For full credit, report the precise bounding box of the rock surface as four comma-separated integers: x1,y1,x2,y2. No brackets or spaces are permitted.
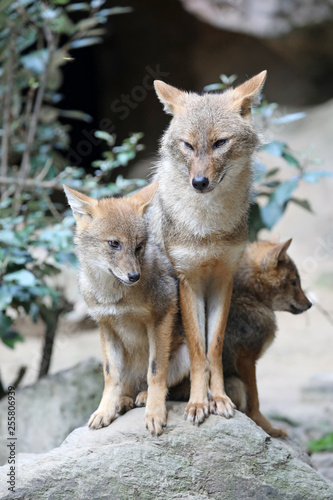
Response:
180,0,333,38
1,403,333,500
312,452,333,483
0,358,103,465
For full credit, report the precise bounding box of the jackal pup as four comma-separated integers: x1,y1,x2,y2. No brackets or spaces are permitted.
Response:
148,71,267,424
223,239,312,437
64,182,189,436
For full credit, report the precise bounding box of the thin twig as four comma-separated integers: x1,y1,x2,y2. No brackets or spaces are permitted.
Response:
15,20,57,203
24,85,36,142
311,297,333,330
43,192,62,221
12,366,27,388
0,176,92,192
1,29,15,196
36,157,53,181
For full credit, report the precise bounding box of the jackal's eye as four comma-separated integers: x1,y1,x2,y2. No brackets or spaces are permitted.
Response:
184,141,194,151
213,139,228,149
290,278,297,286
108,240,121,250
136,242,143,253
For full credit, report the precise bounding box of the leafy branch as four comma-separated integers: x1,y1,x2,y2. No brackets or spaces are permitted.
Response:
204,74,333,240
0,0,142,389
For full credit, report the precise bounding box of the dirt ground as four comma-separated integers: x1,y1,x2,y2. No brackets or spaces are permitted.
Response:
1,101,333,461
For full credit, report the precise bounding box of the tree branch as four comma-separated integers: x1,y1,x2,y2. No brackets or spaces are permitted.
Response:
0,176,91,192
15,21,57,201
1,29,15,196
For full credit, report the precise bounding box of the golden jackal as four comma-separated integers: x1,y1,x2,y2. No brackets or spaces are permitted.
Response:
223,238,312,437
64,182,189,435
148,71,267,424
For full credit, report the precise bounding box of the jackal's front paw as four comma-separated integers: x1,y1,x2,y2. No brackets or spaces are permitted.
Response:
209,394,235,419
184,401,209,426
135,391,148,407
88,408,117,430
116,396,134,415
145,407,167,436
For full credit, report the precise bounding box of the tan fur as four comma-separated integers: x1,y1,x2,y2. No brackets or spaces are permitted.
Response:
223,239,312,437
64,182,190,436
148,72,267,424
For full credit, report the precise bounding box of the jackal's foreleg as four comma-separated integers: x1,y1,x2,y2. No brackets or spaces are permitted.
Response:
180,278,210,425
145,306,175,436
207,269,235,418
88,323,131,429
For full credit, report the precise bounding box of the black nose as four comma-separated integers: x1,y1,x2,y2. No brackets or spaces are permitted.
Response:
192,176,209,191
307,300,312,310
128,272,140,283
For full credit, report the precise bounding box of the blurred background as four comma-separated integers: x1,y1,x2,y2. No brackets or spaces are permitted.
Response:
0,0,332,476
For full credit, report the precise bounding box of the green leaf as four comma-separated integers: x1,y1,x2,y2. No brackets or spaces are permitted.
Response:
302,171,333,183
248,202,266,241
75,17,100,31
91,0,106,8
58,109,93,122
7,249,33,266
99,7,132,17
271,178,299,206
29,302,40,322
4,269,38,287
260,178,299,229
0,313,23,349
1,330,24,349
220,74,237,85
39,227,72,250
308,433,333,453
39,263,61,276
21,49,49,75
70,37,103,49
53,251,76,266
0,312,12,335
0,230,22,246
261,180,281,188
261,141,286,157
282,151,300,169
265,167,280,178
41,7,61,19
17,27,38,53
65,2,90,11
252,161,266,181
0,286,13,310
94,130,116,145
271,112,306,125
289,198,313,213
203,83,225,93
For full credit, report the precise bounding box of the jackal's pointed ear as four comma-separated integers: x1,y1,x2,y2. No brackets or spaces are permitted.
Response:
130,181,158,215
154,81,189,115
63,185,97,220
231,70,267,120
265,238,292,267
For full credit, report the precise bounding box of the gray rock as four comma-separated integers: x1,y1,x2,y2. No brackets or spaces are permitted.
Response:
0,358,103,465
1,403,333,499
180,0,333,38
312,452,333,482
